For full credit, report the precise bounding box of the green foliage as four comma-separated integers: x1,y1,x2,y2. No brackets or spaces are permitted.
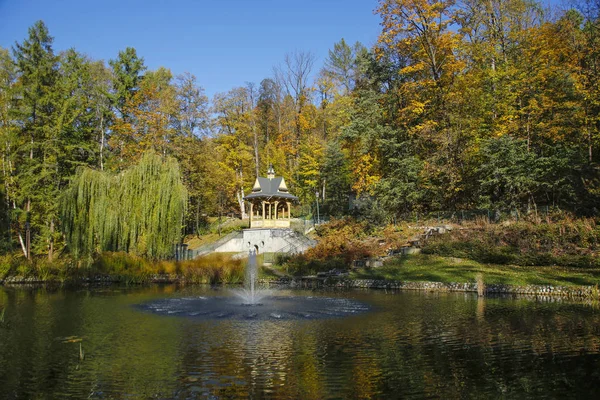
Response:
61,152,188,259
376,156,426,214
476,136,580,212
283,254,347,276
0,255,15,280
109,47,146,117
322,38,365,93
321,140,352,216
10,20,62,256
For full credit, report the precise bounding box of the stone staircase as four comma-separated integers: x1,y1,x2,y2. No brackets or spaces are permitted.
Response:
262,230,317,264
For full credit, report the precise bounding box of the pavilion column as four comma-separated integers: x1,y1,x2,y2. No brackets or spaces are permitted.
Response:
249,203,253,226
287,202,291,220
274,201,279,220
262,201,266,221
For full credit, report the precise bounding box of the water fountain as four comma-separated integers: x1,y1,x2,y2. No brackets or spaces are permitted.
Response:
138,250,370,320
235,249,270,306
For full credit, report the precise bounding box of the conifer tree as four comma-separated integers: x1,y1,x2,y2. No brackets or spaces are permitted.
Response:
11,20,60,259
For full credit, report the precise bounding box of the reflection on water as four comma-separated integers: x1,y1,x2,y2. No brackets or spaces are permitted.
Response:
1,286,600,398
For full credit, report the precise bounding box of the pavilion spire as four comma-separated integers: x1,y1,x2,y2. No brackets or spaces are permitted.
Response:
267,164,275,180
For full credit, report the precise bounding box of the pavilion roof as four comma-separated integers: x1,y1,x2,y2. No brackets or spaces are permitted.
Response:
243,175,298,202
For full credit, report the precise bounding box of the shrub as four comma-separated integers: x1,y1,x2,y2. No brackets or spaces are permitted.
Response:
0,255,15,280
178,254,244,284
16,262,34,278
422,216,600,268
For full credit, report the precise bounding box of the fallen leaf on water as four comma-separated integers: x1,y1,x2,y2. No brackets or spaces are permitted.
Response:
56,335,84,343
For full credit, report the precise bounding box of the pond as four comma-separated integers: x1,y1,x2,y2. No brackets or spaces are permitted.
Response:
0,285,599,399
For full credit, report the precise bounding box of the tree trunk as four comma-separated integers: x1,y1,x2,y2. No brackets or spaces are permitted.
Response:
253,122,260,177
589,129,593,163
99,113,105,171
26,223,31,261
18,231,27,258
237,169,247,219
195,199,200,237
237,188,247,220
26,143,32,260
48,219,54,261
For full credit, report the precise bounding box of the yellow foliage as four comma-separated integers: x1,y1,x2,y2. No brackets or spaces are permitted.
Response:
352,153,381,195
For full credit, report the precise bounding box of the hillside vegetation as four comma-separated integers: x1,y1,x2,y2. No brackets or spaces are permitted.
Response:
2,2,600,271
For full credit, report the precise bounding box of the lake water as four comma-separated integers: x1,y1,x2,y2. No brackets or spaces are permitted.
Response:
0,285,599,399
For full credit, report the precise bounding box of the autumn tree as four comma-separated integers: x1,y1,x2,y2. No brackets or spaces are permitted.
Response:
110,67,178,168
172,72,212,234
213,87,255,219
274,50,315,143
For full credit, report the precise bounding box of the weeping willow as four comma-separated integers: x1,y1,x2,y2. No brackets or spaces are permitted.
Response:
61,152,188,259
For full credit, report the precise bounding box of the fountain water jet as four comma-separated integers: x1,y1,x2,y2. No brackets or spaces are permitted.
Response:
236,249,271,306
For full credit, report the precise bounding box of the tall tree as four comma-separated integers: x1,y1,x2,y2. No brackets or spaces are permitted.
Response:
213,87,255,219
0,48,16,250
62,152,187,259
109,47,146,121
321,140,352,216
174,72,209,138
172,72,213,235
322,38,366,94
274,51,315,140
11,20,60,259
110,67,178,168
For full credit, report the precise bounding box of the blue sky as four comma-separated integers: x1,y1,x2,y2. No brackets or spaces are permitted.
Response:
0,0,381,98
0,0,567,99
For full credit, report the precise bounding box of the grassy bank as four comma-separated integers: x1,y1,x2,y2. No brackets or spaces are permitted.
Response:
0,252,245,285
351,254,600,288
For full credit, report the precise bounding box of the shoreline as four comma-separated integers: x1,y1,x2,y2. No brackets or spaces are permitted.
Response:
2,274,598,299
268,277,599,298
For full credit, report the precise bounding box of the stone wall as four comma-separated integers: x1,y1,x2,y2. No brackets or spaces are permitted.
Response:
3,274,596,299
270,278,598,298
213,228,314,254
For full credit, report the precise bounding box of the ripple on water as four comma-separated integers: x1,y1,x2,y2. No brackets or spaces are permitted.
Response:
137,295,371,321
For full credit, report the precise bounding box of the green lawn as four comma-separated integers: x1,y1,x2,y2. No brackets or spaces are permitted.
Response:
350,254,600,287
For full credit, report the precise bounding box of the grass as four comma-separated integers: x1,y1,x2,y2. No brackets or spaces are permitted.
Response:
259,264,285,280
184,233,222,250
92,252,245,284
350,254,600,288
183,216,250,251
